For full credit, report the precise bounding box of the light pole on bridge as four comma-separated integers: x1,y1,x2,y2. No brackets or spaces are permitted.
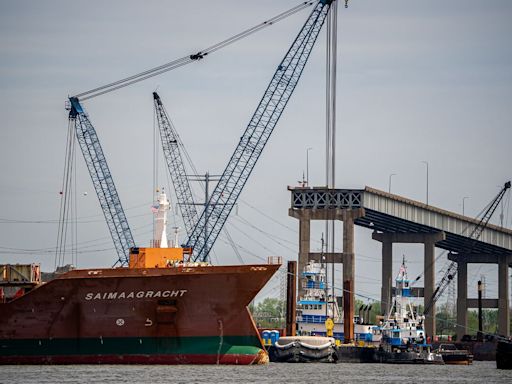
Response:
388,173,396,194
421,161,429,205
462,196,469,216
306,147,313,187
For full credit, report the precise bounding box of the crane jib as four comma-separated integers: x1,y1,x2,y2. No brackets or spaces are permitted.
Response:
184,1,333,261
68,96,135,266
153,92,200,239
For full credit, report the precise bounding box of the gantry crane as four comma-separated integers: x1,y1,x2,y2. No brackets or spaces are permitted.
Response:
185,0,335,261
67,97,135,266
423,181,511,316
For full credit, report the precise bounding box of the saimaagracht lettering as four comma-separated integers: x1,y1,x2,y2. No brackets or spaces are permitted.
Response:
84,289,187,301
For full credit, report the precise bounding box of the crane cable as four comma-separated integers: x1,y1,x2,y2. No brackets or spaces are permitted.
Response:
73,1,316,101
54,119,77,269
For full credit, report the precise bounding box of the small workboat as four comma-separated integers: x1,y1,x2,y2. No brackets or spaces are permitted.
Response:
496,339,512,369
272,336,337,363
435,344,473,365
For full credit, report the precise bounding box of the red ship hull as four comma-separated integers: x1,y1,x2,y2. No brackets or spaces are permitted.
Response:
0,263,279,364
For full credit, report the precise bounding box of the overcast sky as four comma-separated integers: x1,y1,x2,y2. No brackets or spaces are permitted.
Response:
1,0,511,304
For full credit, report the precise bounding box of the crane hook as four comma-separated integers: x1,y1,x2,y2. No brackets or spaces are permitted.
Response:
345,0,349,8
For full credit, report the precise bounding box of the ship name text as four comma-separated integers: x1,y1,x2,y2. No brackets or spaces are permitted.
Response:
85,289,187,301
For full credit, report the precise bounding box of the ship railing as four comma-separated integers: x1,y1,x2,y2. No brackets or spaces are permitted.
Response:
301,281,326,289
301,314,328,324
0,264,41,286
150,239,161,248
267,256,282,265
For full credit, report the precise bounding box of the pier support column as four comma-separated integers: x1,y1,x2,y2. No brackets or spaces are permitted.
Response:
498,255,510,337
286,261,297,336
424,239,436,339
342,209,361,344
381,239,393,316
298,215,310,299
456,260,468,341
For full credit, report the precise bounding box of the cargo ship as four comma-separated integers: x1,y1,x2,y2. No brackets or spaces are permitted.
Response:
0,191,280,365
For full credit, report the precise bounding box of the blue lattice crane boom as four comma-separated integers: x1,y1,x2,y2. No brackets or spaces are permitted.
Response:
185,0,336,262
153,92,199,237
67,97,135,266
423,181,511,315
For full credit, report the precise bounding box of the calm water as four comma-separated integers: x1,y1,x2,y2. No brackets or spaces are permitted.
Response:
1,361,511,384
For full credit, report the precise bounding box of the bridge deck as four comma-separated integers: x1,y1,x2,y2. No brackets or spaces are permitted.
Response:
290,186,512,256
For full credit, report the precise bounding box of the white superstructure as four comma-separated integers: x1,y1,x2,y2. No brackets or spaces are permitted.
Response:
152,189,170,248
374,257,427,348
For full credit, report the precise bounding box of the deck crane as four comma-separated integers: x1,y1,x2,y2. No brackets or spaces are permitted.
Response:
153,92,245,263
152,92,199,238
423,181,511,316
67,98,135,266
185,0,336,262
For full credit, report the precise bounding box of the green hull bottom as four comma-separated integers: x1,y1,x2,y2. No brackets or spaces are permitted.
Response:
0,336,266,365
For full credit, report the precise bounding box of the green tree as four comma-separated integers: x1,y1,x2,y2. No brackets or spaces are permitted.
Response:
251,297,284,329
354,299,381,324
466,309,499,335
435,303,456,338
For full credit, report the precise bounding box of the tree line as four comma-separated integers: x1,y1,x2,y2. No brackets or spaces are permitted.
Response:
250,297,511,338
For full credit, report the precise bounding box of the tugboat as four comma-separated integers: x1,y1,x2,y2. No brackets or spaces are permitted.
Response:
373,257,444,364
272,261,337,362
272,260,376,363
295,261,375,343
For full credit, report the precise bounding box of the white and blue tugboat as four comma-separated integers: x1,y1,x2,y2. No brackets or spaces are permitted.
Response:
373,257,444,364
272,261,336,362
295,260,375,343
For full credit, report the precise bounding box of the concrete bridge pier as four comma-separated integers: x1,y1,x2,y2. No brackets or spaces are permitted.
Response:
341,209,364,343
456,260,468,340
450,252,511,339
372,231,446,338
298,215,310,299
498,255,510,337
